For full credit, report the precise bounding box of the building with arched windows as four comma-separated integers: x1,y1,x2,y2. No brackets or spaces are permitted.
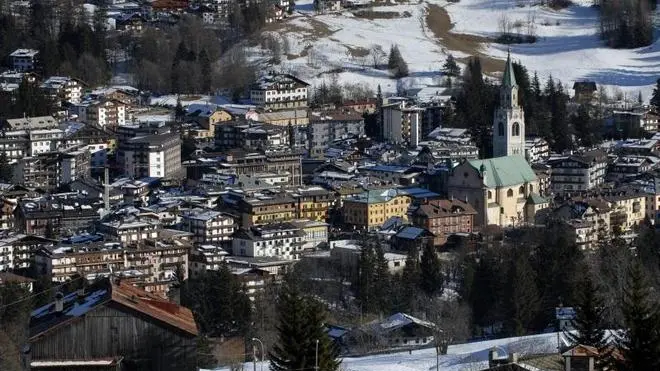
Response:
446,156,548,227
493,51,525,158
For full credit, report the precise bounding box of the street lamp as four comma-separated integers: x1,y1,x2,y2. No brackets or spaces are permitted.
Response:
315,339,320,371
251,337,265,371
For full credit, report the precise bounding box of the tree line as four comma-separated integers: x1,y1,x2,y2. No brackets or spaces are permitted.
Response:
443,55,608,156
599,0,655,49
0,0,110,86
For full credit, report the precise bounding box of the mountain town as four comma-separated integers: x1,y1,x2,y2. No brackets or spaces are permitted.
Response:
1,0,660,371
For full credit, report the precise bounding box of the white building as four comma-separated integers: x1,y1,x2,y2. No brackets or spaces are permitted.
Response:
382,101,423,148
232,223,305,260
29,128,64,155
493,52,525,158
525,137,550,163
118,132,182,179
548,150,608,194
250,73,309,110
181,210,236,244
75,99,127,127
10,49,39,72
41,76,83,104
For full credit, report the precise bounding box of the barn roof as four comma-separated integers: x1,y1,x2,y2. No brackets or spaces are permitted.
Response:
29,278,198,340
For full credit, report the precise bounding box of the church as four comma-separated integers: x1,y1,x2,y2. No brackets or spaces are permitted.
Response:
447,52,549,227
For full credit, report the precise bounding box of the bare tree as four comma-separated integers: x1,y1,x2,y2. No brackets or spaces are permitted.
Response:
370,44,386,69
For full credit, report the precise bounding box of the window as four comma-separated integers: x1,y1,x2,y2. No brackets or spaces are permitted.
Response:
498,122,504,136
519,186,525,195
512,122,520,136
530,185,534,193
507,189,514,197
487,191,492,199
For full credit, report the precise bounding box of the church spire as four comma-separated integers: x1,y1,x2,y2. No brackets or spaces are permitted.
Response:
502,49,517,88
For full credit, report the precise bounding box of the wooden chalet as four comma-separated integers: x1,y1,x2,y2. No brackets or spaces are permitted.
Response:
25,277,198,371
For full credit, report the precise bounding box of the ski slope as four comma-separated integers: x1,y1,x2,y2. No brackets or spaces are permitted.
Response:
254,0,660,100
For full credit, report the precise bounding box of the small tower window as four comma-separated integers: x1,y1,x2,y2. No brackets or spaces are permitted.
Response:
507,189,513,197
512,122,520,136
488,191,492,199
519,186,525,195
498,122,504,136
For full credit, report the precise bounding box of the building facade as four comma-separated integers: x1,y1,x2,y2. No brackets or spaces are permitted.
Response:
250,73,309,110
382,102,423,148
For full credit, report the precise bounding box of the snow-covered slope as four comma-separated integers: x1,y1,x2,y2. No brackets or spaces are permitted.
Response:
205,331,566,371
444,0,660,99
254,0,660,100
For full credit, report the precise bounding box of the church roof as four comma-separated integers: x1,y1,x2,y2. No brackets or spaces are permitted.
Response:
468,156,536,188
502,50,517,88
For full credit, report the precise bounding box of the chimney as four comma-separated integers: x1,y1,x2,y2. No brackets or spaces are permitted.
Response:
54,292,64,313
508,352,519,363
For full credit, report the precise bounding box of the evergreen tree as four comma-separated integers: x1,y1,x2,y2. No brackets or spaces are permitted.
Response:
651,78,660,109
617,263,660,370
387,45,408,78
564,273,615,370
355,238,391,314
288,0,295,14
180,264,252,337
270,281,341,371
198,49,212,94
443,54,460,77
419,244,443,297
505,249,540,336
572,104,600,147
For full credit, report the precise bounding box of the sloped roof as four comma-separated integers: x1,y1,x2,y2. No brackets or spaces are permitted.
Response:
467,156,537,188
29,278,198,340
526,193,549,205
369,312,437,333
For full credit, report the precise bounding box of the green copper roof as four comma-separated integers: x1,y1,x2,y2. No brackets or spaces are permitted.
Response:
468,156,536,188
502,50,517,88
527,193,549,205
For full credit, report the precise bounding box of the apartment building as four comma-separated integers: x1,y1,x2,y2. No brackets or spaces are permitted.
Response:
181,209,236,244
308,110,365,158
14,200,99,237
235,193,298,227
0,233,55,271
41,76,83,105
0,116,60,163
232,222,306,260
382,101,423,148
76,99,127,127
548,150,608,194
185,149,303,185
409,199,477,246
603,190,646,233
98,219,160,243
118,132,182,179
14,149,91,189
342,189,412,230
10,49,39,72
289,186,334,222
189,244,229,278
250,73,309,110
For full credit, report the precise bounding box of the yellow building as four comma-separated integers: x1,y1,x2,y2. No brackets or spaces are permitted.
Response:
342,189,411,230
186,107,233,137
237,194,297,227
447,156,542,227
289,187,333,222
604,191,646,232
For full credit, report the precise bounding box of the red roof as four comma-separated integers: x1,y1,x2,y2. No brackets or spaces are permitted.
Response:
151,0,189,10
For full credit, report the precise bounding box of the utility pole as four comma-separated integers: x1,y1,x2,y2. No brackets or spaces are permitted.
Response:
104,166,109,211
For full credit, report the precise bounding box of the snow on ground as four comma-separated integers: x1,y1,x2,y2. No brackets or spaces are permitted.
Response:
205,332,566,371
255,1,447,94
437,0,660,99
149,95,213,107
258,0,660,99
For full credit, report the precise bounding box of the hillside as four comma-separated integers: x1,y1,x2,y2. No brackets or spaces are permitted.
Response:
248,0,660,99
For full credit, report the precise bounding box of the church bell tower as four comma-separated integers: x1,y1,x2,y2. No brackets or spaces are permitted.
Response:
492,51,525,158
